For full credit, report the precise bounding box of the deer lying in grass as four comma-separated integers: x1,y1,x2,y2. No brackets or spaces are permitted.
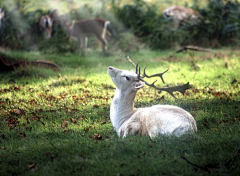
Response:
108,64,197,138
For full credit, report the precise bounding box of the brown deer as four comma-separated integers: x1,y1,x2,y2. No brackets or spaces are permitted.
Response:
38,15,53,39
50,9,69,29
108,62,197,138
65,18,113,55
164,6,203,29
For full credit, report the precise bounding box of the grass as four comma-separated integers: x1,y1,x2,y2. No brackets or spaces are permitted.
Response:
0,48,240,176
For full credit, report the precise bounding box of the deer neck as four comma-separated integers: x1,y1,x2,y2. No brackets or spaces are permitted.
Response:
110,88,137,132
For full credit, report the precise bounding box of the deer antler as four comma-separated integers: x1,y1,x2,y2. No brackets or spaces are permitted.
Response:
126,56,190,99
142,66,169,84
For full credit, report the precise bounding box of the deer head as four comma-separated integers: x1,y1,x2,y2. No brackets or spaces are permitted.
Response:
108,66,145,92
39,15,53,39
108,63,189,98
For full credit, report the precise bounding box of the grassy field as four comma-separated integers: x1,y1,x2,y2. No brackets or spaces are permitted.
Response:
0,48,240,175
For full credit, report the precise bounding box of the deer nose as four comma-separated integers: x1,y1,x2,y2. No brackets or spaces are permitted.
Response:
108,66,113,70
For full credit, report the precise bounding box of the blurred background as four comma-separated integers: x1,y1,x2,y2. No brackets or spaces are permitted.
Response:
0,0,240,54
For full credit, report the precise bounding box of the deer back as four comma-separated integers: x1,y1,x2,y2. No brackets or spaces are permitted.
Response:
72,18,106,36
119,104,197,137
164,6,202,21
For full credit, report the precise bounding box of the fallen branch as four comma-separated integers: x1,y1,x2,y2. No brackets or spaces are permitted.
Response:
175,45,213,53
0,53,60,72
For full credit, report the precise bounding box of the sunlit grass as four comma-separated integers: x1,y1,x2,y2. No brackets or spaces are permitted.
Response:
0,48,239,175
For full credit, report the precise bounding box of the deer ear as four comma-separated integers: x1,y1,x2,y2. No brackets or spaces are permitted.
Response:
134,81,145,90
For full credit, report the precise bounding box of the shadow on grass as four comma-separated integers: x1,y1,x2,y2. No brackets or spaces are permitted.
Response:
0,69,239,175
1,126,240,176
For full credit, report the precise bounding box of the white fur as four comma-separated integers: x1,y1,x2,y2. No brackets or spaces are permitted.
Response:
108,66,197,138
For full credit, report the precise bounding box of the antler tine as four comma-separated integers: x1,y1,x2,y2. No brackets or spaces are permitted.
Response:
126,56,136,67
141,79,157,87
135,63,138,74
140,80,190,99
143,67,169,84
156,82,190,99
142,66,147,78
135,63,142,80
139,68,190,99
138,65,141,77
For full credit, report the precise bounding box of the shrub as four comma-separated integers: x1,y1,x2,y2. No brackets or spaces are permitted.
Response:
112,0,240,49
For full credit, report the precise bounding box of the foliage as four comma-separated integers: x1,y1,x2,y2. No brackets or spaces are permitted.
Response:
0,3,70,52
184,0,240,47
2,0,240,52
112,0,240,48
0,49,240,175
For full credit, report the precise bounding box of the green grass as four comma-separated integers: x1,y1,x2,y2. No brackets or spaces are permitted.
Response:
0,48,240,176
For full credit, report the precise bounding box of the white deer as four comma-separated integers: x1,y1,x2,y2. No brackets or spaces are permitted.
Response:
38,15,53,39
107,64,197,138
65,18,112,55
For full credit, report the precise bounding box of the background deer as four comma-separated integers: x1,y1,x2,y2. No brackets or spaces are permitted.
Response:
0,8,4,28
107,64,197,138
65,18,113,55
50,9,69,31
38,15,53,39
164,6,203,29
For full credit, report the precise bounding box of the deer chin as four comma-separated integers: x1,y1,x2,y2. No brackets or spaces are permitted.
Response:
107,70,115,78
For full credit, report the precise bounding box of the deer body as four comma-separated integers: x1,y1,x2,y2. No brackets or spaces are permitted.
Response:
38,15,53,39
164,6,203,29
108,66,197,138
66,18,111,55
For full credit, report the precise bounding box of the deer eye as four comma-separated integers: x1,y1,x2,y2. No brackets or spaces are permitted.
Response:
124,76,131,81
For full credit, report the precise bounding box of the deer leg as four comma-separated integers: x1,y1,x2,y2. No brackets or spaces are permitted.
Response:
96,35,108,54
119,121,141,138
78,37,83,55
83,37,88,55
173,19,180,29
68,36,73,52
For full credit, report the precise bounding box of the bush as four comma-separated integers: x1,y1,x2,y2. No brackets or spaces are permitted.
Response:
0,2,70,52
2,0,240,52
112,0,240,49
